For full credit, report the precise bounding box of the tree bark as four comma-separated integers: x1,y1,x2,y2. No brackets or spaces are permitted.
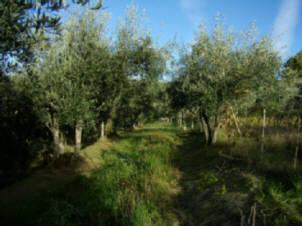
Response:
201,116,209,143
182,111,187,131
201,112,214,145
191,118,194,130
100,121,105,139
178,112,182,128
198,109,220,145
50,117,64,156
261,108,266,153
252,203,257,226
202,112,220,145
197,117,203,133
105,118,114,135
75,120,83,152
294,116,301,170
212,127,219,144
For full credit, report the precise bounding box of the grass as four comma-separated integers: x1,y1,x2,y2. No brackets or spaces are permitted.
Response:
173,122,302,226
1,121,302,226
0,122,182,226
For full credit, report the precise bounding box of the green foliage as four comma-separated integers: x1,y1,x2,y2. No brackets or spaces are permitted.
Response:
111,7,167,130
0,0,32,67
0,0,101,74
19,12,113,151
37,199,78,226
0,76,50,186
0,0,105,180
258,180,302,225
170,19,287,144
196,171,219,192
283,51,302,114
286,51,302,74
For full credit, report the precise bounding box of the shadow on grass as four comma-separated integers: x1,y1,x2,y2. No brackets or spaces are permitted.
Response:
0,152,93,224
173,131,302,226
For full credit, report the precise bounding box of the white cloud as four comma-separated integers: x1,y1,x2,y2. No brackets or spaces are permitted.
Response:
272,0,300,59
179,0,207,26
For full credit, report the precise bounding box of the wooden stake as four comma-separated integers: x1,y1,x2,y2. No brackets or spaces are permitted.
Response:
230,106,241,137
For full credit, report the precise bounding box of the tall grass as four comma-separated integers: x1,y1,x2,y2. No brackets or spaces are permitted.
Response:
177,116,302,226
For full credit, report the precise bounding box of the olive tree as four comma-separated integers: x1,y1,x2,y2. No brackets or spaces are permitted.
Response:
26,12,111,154
111,6,167,130
178,21,281,145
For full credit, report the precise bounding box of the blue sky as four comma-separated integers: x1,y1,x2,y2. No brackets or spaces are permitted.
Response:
65,0,301,59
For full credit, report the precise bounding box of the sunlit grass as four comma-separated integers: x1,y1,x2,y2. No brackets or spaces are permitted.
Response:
0,122,181,226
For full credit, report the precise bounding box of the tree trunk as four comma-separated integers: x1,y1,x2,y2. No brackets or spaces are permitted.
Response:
212,127,219,144
202,112,216,145
294,116,301,170
201,116,209,143
198,109,220,145
178,112,182,128
198,117,203,133
252,203,257,226
183,111,187,131
191,118,194,130
105,118,114,135
261,108,266,153
202,112,220,145
51,117,64,156
100,121,105,139
75,120,83,152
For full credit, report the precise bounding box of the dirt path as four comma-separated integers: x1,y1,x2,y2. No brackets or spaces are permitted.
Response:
172,132,208,225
